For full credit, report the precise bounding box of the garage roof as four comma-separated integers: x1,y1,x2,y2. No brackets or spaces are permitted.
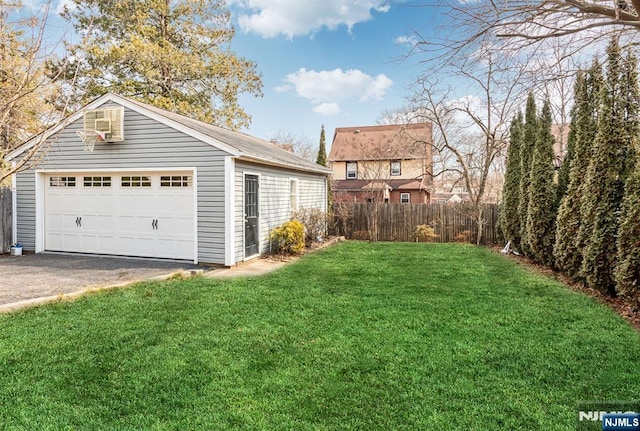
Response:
8,93,331,175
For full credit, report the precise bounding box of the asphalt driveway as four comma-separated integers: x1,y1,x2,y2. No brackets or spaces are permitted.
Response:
0,253,203,307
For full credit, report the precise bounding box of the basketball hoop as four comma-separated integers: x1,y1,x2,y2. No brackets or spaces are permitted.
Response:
76,130,105,152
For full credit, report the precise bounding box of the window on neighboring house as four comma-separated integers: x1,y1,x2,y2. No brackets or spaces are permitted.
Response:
400,193,410,204
390,161,401,176
290,179,298,213
346,162,358,179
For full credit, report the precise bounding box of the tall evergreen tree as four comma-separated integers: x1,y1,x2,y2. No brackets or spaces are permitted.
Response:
316,124,327,166
518,92,537,257
581,39,638,295
55,0,263,129
615,159,640,303
525,100,558,266
554,62,603,278
498,112,523,250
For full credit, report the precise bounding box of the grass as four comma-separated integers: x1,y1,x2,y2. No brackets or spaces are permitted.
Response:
1,242,639,430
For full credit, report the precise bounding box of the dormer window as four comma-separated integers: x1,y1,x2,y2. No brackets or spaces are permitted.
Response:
390,161,401,176
346,162,358,179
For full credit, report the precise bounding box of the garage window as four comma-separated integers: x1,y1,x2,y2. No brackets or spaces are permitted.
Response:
122,176,151,187
83,176,111,187
160,175,192,187
49,176,76,187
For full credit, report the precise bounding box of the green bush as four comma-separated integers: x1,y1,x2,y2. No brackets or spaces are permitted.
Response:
269,219,305,255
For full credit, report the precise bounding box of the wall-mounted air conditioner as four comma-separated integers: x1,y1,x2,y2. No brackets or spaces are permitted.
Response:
83,106,125,142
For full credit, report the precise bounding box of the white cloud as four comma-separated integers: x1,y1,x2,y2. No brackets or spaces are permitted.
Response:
313,102,342,116
274,84,293,93
278,67,393,116
55,0,76,14
232,0,391,38
393,35,417,46
281,68,393,103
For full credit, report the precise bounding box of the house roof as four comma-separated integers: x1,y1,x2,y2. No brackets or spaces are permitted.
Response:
8,93,331,175
328,123,432,162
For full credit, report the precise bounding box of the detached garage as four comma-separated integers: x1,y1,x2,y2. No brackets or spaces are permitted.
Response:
8,93,330,265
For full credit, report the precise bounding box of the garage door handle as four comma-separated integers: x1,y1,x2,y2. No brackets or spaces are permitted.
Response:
152,219,158,230
76,217,82,227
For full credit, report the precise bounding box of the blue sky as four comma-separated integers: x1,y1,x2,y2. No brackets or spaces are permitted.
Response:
226,1,444,144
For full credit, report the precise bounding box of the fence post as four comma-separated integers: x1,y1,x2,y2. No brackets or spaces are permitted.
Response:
0,186,12,253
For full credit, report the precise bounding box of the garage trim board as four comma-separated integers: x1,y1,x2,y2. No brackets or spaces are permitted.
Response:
35,168,198,263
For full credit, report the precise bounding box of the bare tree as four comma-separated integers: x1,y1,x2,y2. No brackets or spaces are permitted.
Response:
403,41,529,244
270,129,316,162
1,1,78,184
408,0,638,59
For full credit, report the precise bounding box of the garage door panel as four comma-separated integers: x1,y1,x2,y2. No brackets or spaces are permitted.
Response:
45,172,195,260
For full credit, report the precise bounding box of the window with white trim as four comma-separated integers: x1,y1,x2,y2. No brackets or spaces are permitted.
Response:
121,176,151,187
160,175,192,187
83,176,111,187
346,162,358,179
400,193,410,204
290,179,298,212
49,177,76,187
390,161,401,176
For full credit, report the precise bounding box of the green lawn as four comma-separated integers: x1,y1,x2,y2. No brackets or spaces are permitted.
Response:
1,242,639,430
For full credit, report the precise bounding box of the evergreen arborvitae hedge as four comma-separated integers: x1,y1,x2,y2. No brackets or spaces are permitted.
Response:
554,62,603,279
581,40,638,295
518,93,537,257
615,160,640,303
525,100,557,266
498,112,523,250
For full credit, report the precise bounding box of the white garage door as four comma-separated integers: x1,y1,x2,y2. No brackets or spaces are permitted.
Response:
45,172,195,260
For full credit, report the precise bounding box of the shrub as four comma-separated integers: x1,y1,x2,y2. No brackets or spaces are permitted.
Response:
352,230,369,241
414,224,439,242
455,230,472,243
269,219,305,255
293,208,330,246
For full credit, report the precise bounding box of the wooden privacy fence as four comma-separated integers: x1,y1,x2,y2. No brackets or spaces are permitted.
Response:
332,203,499,245
0,187,11,253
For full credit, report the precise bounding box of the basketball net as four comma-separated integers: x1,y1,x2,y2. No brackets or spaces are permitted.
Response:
76,130,105,152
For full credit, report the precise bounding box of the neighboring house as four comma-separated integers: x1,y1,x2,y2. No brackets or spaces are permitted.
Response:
328,124,433,204
6,93,330,266
431,192,469,204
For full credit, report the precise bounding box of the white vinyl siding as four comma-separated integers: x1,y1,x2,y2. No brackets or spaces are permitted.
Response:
234,161,327,262
290,179,298,213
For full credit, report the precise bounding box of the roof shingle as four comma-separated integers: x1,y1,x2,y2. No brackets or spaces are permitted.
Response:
328,123,432,162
